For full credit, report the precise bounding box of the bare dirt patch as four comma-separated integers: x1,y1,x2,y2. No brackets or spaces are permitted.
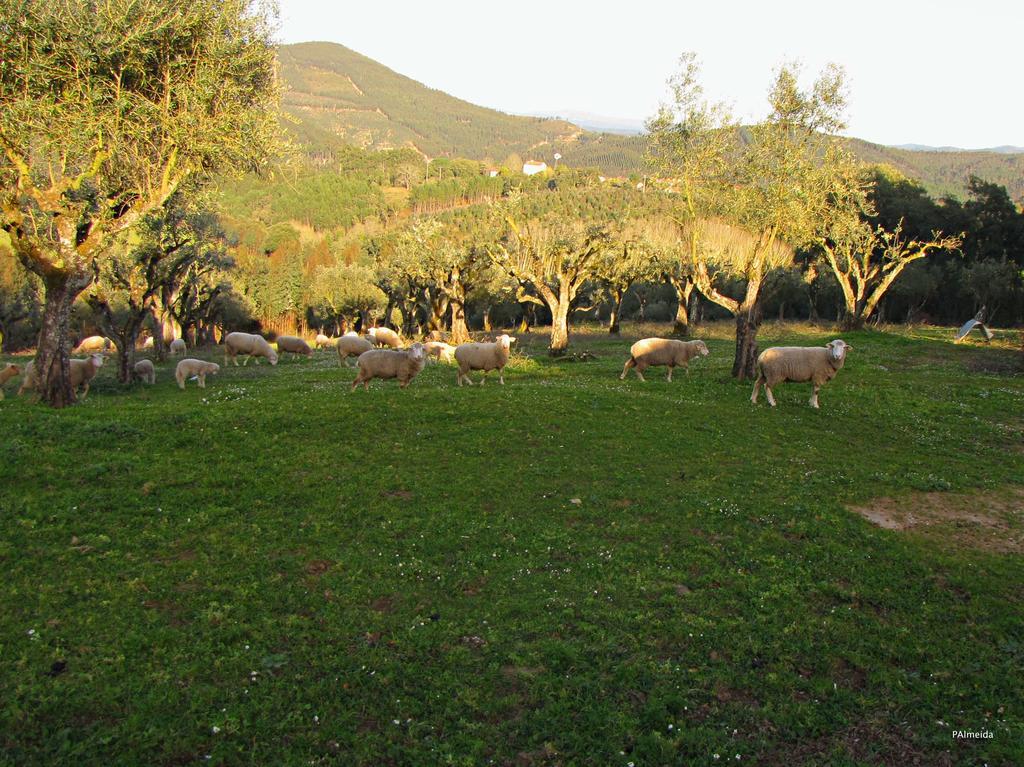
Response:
849,486,1024,553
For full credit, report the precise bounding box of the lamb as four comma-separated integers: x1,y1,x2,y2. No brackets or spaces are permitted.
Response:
454,334,516,386
275,335,313,360
20,354,106,399
169,338,187,356
74,335,112,354
132,359,156,385
315,333,337,349
224,332,278,366
368,326,401,349
423,341,456,364
175,358,220,389
620,338,710,382
351,343,427,391
751,339,852,409
0,363,21,399
336,334,374,367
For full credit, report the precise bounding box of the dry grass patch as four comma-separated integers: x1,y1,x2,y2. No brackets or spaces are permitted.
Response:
849,485,1024,553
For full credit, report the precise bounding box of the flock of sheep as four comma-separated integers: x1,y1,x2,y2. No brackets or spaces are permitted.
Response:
0,328,853,409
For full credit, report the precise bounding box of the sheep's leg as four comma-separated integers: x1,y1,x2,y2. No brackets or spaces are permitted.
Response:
499,368,505,385
634,364,646,382
198,374,206,389
809,385,820,409
479,371,487,386
80,382,89,400
751,377,762,404
765,385,777,407
667,365,673,382
620,358,635,380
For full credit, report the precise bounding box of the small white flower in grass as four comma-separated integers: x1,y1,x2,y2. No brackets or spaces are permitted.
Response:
393,719,400,725
668,724,673,730
212,726,221,734
714,755,719,760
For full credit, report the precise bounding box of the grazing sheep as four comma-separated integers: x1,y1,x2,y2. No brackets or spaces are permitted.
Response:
169,338,187,356
351,343,426,391
132,359,156,385
620,338,709,382
175,358,220,389
315,333,337,349
224,332,278,366
0,363,21,399
275,335,313,360
751,339,853,409
336,334,374,367
368,326,401,349
423,341,456,364
74,335,112,354
454,334,516,386
18,356,104,399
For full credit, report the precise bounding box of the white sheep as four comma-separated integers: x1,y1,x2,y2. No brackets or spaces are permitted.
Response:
224,332,278,366
751,339,853,409
620,338,709,382
132,359,156,385
20,354,106,399
423,341,456,364
351,343,427,391
368,326,401,349
74,335,112,354
275,335,313,360
315,333,337,349
169,338,187,356
336,335,374,367
454,334,516,386
175,358,220,389
0,362,21,399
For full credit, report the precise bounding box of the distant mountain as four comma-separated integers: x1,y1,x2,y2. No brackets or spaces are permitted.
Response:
893,143,1024,155
277,42,1024,198
521,110,646,136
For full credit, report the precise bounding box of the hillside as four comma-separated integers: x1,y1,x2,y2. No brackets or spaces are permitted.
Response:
277,42,1023,199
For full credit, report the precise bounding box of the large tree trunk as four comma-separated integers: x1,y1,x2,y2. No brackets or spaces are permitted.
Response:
608,288,624,335
482,306,492,333
732,308,761,380
669,278,694,336
35,269,93,407
549,300,570,356
450,298,470,344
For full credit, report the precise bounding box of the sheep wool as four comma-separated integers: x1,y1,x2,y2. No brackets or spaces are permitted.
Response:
74,335,112,354
621,338,709,382
351,343,426,391
175,359,220,389
169,338,187,356
454,334,516,386
752,339,852,409
224,332,278,366
336,335,374,367
315,334,337,349
423,341,456,364
132,359,156,385
276,335,313,359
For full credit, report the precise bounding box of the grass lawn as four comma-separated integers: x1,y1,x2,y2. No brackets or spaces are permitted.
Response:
1,322,1022,766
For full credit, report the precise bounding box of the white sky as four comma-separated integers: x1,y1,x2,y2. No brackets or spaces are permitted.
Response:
276,0,1022,149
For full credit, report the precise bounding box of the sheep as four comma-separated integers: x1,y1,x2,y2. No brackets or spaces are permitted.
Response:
175,358,220,389
336,334,374,367
454,334,516,386
315,333,337,349
423,341,456,364
351,343,426,391
74,335,112,354
224,332,278,366
16,361,36,395
368,326,401,349
132,359,156,385
751,339,853,409
275,335,313,360
18,355,103,398
169,338,187,356
620,338,710,382
0,363,21,399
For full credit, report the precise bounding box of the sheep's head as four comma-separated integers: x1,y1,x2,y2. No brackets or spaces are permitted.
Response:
694,340,710,356
209,363,221,375
90,354,105,368
267,348,279,366
826,339,851,362
408,343,426,362
4,363,20,374
497,334,516,350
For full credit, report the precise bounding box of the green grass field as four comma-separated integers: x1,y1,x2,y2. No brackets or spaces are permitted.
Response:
1,323,1022,766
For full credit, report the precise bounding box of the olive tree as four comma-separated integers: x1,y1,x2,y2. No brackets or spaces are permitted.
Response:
0,0,280,406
